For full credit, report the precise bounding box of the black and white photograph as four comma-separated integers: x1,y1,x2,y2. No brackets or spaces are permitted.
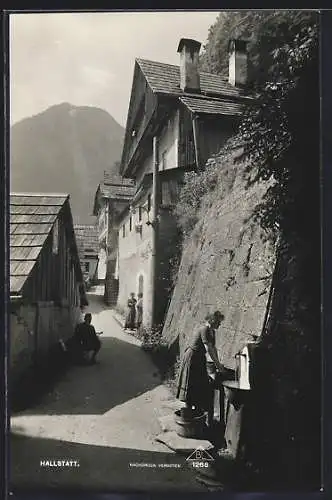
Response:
8,9,321,494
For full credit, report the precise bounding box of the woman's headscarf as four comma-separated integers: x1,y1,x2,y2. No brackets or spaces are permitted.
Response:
205,310,225,324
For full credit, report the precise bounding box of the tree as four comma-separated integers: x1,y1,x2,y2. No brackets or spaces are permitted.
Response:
200,11,271,76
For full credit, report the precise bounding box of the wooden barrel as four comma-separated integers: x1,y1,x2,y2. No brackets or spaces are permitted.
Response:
174,409,207,438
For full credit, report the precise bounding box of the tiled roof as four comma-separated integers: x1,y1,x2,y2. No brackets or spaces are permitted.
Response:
179,96,244,116
136,58,248,100
10,194,68,294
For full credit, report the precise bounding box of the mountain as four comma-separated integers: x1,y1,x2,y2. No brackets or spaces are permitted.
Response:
10,103,125,224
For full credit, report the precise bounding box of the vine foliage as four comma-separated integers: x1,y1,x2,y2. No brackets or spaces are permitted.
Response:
175,11,320,487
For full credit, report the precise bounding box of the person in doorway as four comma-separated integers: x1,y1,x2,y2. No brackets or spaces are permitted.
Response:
74,313,102,364
124,292,137,330
136,293,143,330
176,310,225,421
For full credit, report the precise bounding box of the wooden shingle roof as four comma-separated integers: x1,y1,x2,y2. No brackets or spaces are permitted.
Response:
10,194,68,294
103,173,135,186
10,194,68,206
100,183,136,199
74,225,99,256
179,96,244,116
93,177,136,216
136,58,248,100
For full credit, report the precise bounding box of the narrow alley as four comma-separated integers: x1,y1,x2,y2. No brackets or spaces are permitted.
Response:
10,287,206,493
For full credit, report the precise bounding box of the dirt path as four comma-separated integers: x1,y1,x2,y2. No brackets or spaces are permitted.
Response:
10,288,206,493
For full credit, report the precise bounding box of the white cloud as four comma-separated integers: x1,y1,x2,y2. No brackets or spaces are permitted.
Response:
81,66,114,88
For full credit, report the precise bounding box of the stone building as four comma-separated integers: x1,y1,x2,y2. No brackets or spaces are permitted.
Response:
10,193,86,387
93,173,136,304
116,37,251,327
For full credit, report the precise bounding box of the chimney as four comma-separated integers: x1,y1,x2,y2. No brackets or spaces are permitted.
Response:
228,39,248,87
177,38,201,93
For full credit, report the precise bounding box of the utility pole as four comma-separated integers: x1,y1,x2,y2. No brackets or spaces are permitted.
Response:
150,135,159,327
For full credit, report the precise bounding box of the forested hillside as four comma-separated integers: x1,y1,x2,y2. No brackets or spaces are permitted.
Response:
11,103,124,224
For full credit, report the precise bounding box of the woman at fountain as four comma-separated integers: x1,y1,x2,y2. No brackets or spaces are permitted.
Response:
176,310,225,419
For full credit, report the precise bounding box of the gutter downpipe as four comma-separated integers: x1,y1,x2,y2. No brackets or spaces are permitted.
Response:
192,113,201,171
150,135,159,327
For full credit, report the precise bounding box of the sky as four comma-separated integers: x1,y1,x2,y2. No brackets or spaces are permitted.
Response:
10,11,220,127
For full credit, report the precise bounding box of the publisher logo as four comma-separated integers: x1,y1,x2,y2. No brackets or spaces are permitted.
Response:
186,447,214,469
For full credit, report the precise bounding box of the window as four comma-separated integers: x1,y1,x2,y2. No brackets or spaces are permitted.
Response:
130,216,132,232
52,219,59,254
138,274,144,295
147,194,151,212
122,224,126,238
131,94,146,140
85,262,90,272
139,207,142,222
161,150,167,170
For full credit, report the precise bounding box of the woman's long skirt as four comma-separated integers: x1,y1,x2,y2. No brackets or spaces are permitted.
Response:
125,307,136,329
176,347,210,410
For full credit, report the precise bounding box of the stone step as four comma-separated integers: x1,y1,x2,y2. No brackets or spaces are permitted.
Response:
155,430,214,455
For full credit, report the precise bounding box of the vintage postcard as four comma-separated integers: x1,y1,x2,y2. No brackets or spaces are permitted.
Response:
7,9,321,495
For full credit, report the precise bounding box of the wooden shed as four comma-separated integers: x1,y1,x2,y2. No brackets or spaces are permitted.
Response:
10,193,86,385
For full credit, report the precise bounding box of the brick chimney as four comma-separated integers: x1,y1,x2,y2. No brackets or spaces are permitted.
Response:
228,39,248,87
177,38,201,93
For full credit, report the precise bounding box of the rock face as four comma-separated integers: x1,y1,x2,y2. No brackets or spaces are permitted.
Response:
10,103,124,225
161,160,276,370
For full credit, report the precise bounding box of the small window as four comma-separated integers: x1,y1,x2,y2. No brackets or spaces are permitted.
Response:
130,216,132,232
161,150,167,170
52,219,59,254
138,207,142,222
147,194,151,212
122,224,126,238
